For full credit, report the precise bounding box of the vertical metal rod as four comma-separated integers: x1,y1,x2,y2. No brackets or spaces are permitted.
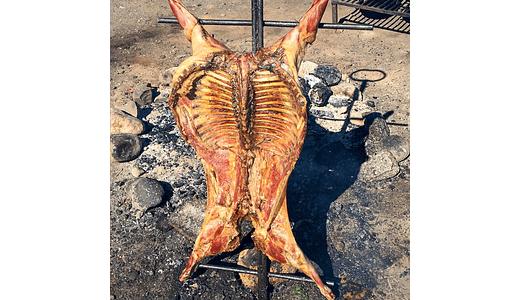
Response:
252,1,266,296
251,0,257,52
332,3,338,23
251,0,264,52
257,252,269,300
252,5,267,299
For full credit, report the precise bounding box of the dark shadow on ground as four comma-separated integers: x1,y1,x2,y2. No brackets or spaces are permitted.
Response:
285,114,369,296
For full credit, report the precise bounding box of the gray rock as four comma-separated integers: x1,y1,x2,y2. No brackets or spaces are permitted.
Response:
313,65,342,86
110,108,145,135
309,107,334,118
328,95,351,107
131,166,146,177
113,100,139,118
168,201,205,241
127,177,165,218
308,82,332,106
382,135,410,162
110,133,142,162
368,116,390,141
330,81,359,100
365,117,390,157
297,60,318,78
303,74,323,88
133,83,153,106
358,150,400,181
363,116,409,162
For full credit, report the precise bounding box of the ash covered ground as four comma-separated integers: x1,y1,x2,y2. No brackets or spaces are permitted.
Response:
110,1,410,299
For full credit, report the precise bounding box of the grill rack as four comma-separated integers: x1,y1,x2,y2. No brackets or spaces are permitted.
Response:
332,0,410,22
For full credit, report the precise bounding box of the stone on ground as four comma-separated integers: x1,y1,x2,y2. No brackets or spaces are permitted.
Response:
358,150,400,181
110,108,145,135
126,177,165,218
303,74,323,89
381,135,410,162
133,83,154,106
328,95,351,108
330,81,359,100
312,65,342,86
309,82,332,107
168,201,205,241
113,100,139,118
297,60,318,78
110,133,142,162
365,116,391,157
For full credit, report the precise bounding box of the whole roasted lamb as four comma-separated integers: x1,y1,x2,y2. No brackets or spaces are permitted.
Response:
166,1,334,299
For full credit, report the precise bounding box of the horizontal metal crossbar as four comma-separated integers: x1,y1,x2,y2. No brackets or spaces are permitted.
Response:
199,263,335,286
157,17,373,30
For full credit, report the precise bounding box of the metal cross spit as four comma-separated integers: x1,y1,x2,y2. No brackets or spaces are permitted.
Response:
158,1,372,299
158,0,373,52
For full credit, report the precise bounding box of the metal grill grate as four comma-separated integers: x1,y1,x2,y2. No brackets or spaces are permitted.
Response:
339,7,409,33
332,0,410,22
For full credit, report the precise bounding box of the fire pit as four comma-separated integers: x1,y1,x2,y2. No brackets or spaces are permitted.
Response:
110,0,410,299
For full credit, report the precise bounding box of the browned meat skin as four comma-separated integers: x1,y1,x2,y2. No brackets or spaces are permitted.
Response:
167,1,334,299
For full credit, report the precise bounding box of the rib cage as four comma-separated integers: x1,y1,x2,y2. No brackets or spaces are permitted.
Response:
172,55,306,158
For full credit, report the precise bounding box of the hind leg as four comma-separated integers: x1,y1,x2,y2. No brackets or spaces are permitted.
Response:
252,199,335,300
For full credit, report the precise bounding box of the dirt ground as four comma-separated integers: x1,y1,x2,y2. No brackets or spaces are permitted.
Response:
110,0,410,299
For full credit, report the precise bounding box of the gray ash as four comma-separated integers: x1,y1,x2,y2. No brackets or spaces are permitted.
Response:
134,153,158,172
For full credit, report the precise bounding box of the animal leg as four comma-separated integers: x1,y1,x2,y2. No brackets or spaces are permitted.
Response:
252,199,335,300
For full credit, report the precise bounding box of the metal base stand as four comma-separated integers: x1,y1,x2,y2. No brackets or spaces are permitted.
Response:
198,257,336,300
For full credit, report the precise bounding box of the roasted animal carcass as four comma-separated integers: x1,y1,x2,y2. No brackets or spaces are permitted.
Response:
167,0,334,299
